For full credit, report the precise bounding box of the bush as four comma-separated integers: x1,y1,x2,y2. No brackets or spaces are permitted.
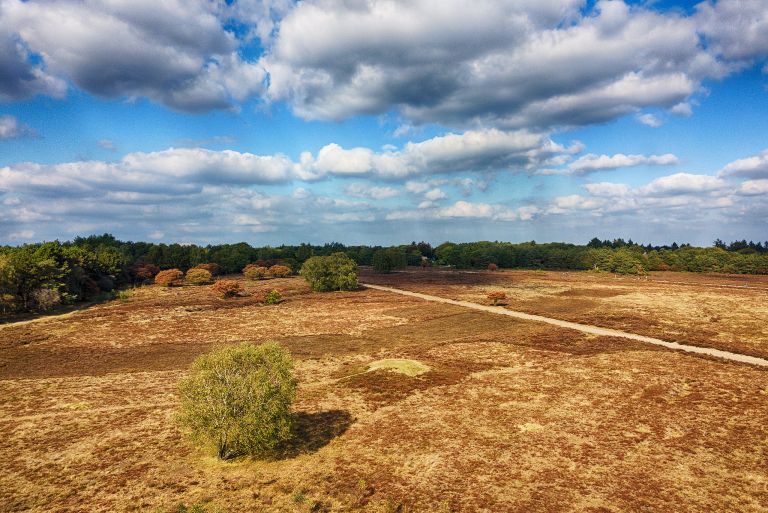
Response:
31,287,61,311
300,253,358,292
265,290,281,304
186,268,213,285
487,291,506,306
243,265,268,280
177,342,296,459
155,269,185,287
211,279,242,298
192,263,221,276
487,263,498,271
130,262,160,283
268,265,292,278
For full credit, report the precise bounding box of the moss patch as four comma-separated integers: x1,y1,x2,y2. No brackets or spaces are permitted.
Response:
366,359,430,377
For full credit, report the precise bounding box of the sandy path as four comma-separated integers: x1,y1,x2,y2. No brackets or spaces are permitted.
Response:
363,283,768,368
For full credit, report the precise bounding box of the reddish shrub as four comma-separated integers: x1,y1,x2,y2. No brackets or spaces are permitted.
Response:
243,264,268,280
130,263,160,282
268,265,292,278
193,263,221,276
186,268,213,285
212,279,243,298
487,291,507,306
155,269,185,287
487,263,499,271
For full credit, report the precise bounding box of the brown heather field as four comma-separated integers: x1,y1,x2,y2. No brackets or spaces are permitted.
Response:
1,269,767,512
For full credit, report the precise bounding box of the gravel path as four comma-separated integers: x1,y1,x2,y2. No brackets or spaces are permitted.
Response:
363,283,768,368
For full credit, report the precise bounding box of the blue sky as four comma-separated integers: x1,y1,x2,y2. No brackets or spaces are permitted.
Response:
1,0,767,246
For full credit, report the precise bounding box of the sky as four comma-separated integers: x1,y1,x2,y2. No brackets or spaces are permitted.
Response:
1,0,768,247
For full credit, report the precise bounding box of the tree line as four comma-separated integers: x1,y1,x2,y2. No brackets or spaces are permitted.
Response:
2,234,766,314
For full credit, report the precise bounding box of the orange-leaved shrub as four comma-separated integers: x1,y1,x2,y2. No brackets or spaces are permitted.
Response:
186,268,212,285
487,263,498,271
243,264,268,280
130,262,160,283
192,263,221,276
487,291,506,305
155,269,185,287
267,265,292,278
212,279,243,298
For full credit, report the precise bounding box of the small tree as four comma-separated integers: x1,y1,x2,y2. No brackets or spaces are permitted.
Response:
243,264,268,280
268,265,292,278
487,291,506,306
31,288,61,311
372,248,407,273
155,269,184,287
186,268,213,285
265,290,282,304
211,279,243,298
177,342,296,459
487,263,498,271
130,263,160,284
300,253,358,292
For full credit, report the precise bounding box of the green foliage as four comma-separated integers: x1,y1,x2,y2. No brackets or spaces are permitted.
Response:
300,253,358,292
243,264,267,280
265,290,282,304
177,342,296,460
372,248,407,273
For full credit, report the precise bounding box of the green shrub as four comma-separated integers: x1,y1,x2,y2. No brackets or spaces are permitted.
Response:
185,268,213,285
300,253,358,292
177,342,296,459
265,290,281,304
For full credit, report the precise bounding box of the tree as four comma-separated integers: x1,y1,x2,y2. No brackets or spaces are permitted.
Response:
177,342,296,459
300,253,358,292
372,248,407,273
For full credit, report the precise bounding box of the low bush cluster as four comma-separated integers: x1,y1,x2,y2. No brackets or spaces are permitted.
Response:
268,265,292,278
243,264,268,280
155,269,184,287
211,279,242,298
191,263,221,276
177,342,296,459
265,290,282,304
185,268,212,285
300,253,358,292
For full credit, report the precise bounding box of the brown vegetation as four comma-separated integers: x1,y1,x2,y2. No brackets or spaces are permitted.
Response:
211,279,243,298
268,265,292,278
155,269,184,287
487,290,506,305
0,271,766,512
243,264,268,280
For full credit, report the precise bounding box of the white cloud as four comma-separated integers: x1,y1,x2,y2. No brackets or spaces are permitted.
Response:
0,115,34,139
1,0,265,111
423,188,447,201
638,173,726,196
583,182,631,197
263,0,723,129
567,153,679,174
695,0,768,62
637,113,663,128
737,179,768,196
718,149,768,179
345,183,399,200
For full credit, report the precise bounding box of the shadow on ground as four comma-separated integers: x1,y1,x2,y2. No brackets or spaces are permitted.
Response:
279,410,354,458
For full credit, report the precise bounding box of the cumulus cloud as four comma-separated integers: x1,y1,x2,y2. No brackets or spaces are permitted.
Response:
737,179,768,196
717,149,768,179
638,173,726,196
262,0,726,128
695,0,768,63
637,113,663,128
0,115,35,139
567,153,679,174
1,0,265,111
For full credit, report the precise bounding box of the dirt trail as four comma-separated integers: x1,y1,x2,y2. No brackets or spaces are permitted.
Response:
363,283,768,368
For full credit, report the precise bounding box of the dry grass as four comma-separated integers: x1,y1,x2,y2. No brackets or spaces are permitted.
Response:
1,272,766,512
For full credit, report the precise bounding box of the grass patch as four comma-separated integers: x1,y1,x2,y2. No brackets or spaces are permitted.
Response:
366,359,430,377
